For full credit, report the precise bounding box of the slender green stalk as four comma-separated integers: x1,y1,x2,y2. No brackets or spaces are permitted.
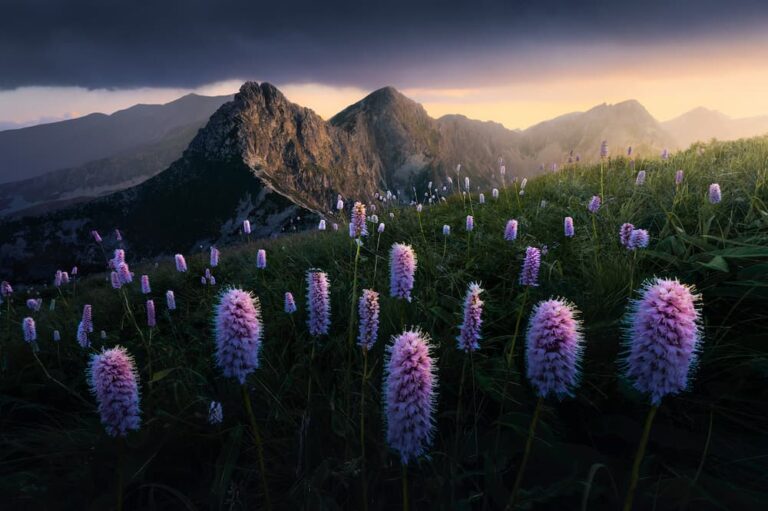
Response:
117,438,125,511
241,384,272,511
442,235,448,261
622,405,658,511
507,397,544,509
360,348,369,511
372,231,382,283
346,239,362,437
454,357,468,455
470,352,479,457
417,211,426,244
32,348,90,406
506,288,529,367
600,159,605,200
402,463,410,511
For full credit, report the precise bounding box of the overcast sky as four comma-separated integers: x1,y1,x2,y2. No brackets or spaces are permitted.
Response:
2,0,768,129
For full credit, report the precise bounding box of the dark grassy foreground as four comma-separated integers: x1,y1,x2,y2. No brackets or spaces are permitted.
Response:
2,138,768,510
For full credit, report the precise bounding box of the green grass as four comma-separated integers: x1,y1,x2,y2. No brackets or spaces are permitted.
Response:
1,137,767,510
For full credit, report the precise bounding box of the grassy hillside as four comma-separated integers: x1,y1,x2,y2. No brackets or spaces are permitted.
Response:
1,137,767,510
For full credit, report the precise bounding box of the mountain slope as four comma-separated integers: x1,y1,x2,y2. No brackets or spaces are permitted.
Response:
521,100,676,161
0,93,231,184
663,107,768,147
0,122,208,217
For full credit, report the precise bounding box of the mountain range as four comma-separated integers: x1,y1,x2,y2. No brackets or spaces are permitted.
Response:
2,82,768,281
0,94,231,216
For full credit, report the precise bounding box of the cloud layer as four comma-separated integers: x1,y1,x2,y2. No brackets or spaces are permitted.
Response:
2,0,767,90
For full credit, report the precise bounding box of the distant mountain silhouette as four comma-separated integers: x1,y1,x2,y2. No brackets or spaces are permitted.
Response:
663,107,768,147
0,93,231,184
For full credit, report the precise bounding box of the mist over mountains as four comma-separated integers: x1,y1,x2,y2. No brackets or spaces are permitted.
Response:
2,81,768,281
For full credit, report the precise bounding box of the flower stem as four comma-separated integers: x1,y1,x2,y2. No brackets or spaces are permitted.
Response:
241,384,272,511
622,405,658,511
346,239,362,443
507,397,543,509
117,437,125,511
360,348,369,511
506,288,529,367
402,463,409,511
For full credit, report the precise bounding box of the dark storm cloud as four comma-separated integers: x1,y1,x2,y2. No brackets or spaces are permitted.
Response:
1,0,766,89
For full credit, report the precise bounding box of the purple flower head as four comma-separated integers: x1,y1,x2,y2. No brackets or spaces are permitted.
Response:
457,282,484,352
117,262,132,284
442,224,451,236
336,198,344,211
465,215,474,232
214,288,263,384
378,222,385,233
500,165,506,176
209,275,217,286
146,300,156,328
416,203,423,213
53,330,61,342
350,202,368,238
390,243,417,302
175,254,188,272
504,219,518,241
588,195,601,214
110,272,122,289
307,270,331,336
91,230,103,243
22,317,36,342
61,272,70,284
115,229,122,241
71,266,78,276
675,170,684,185
27,298,42,311
479,193,485,204
210,246,220,267
82,304,94,333
88,346,141,437
208,401,223,425
243,220,251,234
284,291,297,314
708,183,721,204
624,278,702,405
628,229,650,250
54,270,63,287
627,146,632,157
256,249,267,269
526,298,584,399
1,281,12,298
100,330,107,340
520,247,541,287
166,290,176,310
661,148,669,160
464,176,470,190
358,289,380,351
384,329,437,464
318,219,327,231
492,188,499,199
77,321,90,348
112,248,125,266
619,223,635,247
635,170,646,186
200,276,207,285
600,140,609,158
333,223,339,231
564,216,575,237
205,268,211,280
140,275,151,294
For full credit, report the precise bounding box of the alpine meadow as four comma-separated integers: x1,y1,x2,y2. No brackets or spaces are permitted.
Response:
2,136,767,510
